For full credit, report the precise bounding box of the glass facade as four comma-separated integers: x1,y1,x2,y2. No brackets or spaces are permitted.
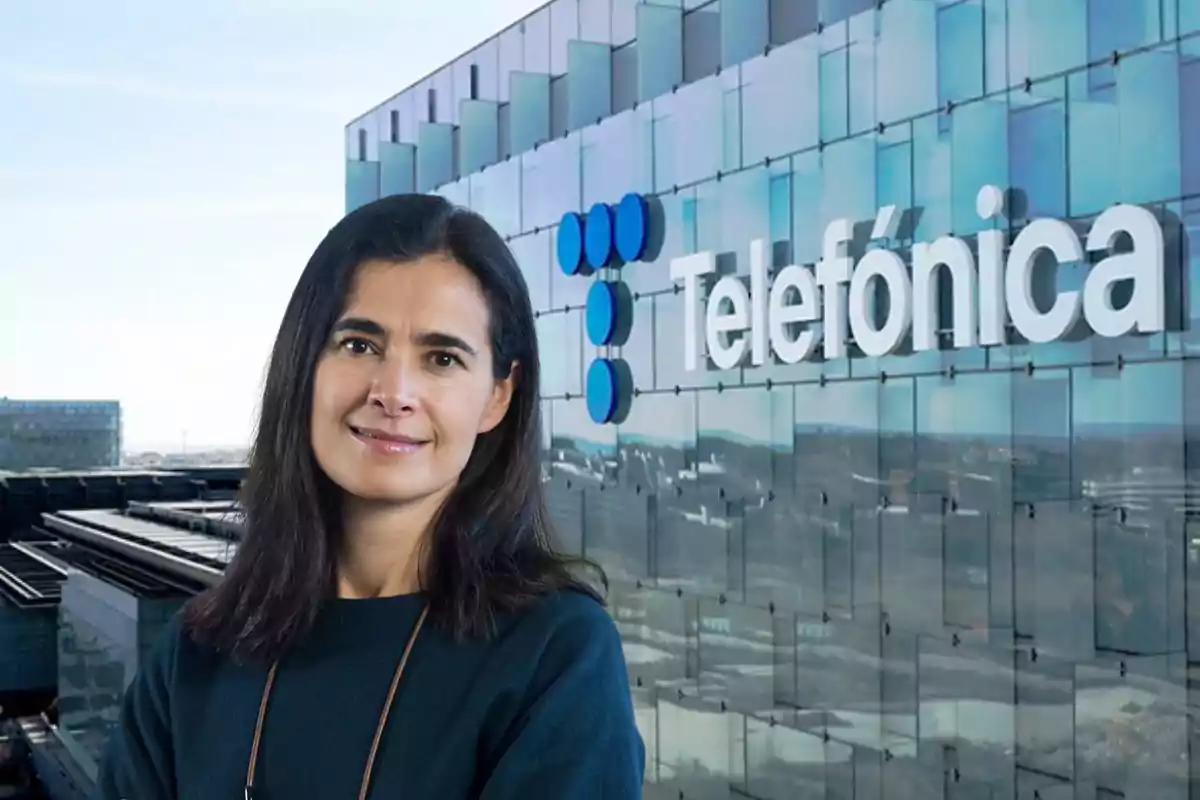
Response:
0,399,122,471
349,1,1200,796
56,572,183,778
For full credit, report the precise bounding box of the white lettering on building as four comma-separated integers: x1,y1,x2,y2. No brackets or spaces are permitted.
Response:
669,185,1165,370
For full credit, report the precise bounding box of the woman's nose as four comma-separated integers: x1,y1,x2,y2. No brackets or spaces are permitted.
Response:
366,357,421,416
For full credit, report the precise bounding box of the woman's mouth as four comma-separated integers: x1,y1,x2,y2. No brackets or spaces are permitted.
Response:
349,426,429,455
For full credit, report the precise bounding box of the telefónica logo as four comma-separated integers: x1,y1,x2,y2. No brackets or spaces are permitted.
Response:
556,193,653,424
669,184,1165,371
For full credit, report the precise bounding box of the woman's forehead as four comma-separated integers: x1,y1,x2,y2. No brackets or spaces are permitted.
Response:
340,256,491,343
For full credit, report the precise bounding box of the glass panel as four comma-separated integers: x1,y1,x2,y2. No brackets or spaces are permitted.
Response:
1184,0,1200,34
536,310,584,397
915,372,1013,513
740,36,820,166
950,98,1008,237
1184,58,1200,198
416,122,455,192
821,135,877,238
585,486,652,582
912,113,951,241
682,3,720,83
618,390,696,495
846,9,876,135
638,4,683,102
458,99,499,176
580,0,612,43
1009,95,1067,223
523,7,552,74
655,486,736,595
1114,46,1182,206
612,0,637,46
697,384,791,501
694,167,772,282
697,601,774,710
1012,367,1071,504
1014,647,1075,782
468,157,520,239
378,142,416,197
1007,0,1087,83
520,134,582,232
654,693,735,795
652,75,727,191
509,72,551,155
721,0,768,67
880,497,944,637
745,711,827,797
345,160,380,213
615,292,654,390
795,379,879,508
879,377,915,508
937,0,984,107
545,478,584,555
548,394,615,486
876,0,938,126
1087,0,1162,65
509,229,551,313
567,40,612,132
498,26,523,103
550,0,579,75
818,48,848,142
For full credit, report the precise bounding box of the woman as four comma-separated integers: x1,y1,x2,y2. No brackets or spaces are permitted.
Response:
96,194,645,799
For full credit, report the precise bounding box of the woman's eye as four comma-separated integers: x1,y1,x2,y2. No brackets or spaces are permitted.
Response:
341,338,373,355
430,351,460,369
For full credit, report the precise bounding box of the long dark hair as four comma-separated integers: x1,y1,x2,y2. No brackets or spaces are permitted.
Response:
183,193,603,663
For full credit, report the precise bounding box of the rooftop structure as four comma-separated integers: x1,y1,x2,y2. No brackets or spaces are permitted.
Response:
0,468,246,800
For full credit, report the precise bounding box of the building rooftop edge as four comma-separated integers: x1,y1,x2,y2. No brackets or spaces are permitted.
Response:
343,0,559,130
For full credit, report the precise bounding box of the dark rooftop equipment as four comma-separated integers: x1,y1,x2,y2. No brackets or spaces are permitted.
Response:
0,467,246,543
0,542,68,609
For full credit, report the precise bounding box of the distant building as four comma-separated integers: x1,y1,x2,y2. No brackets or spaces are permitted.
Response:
0,399,121,471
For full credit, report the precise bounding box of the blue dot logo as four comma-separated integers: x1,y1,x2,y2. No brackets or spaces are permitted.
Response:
586,282,617,346
586,358,630,425
556,211,586,275
614,192,649,263
556,193,653,425
584,203,614,268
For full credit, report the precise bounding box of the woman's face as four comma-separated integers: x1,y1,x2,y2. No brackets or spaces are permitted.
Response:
310,256,515,505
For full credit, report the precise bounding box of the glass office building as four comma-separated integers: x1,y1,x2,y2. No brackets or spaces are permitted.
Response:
347,1,1200,796
0,399,122,471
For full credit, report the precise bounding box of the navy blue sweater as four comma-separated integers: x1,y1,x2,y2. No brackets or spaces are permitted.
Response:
94,590,644,799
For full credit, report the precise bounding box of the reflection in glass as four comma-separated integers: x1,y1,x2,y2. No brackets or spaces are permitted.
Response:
617,391,696,495
549,395,614,489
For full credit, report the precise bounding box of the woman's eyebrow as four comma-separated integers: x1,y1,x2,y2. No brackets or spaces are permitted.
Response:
331,316,386,337
414,330,477,357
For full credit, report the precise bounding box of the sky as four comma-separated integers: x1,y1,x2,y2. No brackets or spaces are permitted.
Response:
0,0,544,453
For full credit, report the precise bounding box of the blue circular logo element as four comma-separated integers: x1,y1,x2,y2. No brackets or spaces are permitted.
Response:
614,193,649,262
585,282,618,346
584,203,614,268
556,211,584,275
586,358,620,424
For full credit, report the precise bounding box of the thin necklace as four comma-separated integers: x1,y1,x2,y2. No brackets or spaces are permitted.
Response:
243,604,430,800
